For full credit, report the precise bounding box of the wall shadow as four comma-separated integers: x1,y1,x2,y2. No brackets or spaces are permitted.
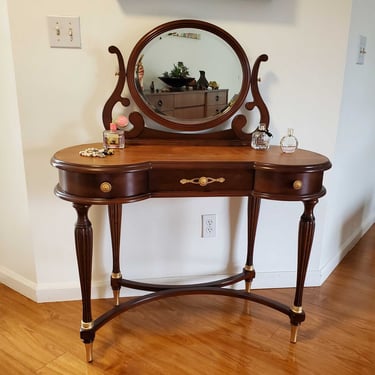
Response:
340,202,369,252
117,0,297,24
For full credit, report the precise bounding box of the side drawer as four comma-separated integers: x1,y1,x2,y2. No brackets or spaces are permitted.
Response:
58,170,149,199
253,170,324,200
145,93,174,112
206,104,227,116
206,90,228,106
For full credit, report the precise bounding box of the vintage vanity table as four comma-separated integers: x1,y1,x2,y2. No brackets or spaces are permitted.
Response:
51,20,331,362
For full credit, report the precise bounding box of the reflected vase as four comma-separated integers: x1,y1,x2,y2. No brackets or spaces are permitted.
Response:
197,70,208,90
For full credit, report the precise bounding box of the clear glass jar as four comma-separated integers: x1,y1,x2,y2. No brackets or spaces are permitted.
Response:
251,123,272,150
103,123,125,149
280,128,298,153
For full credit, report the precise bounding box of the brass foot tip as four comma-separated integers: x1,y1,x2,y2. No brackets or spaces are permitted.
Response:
85,342,93,363
290,324,299,343
113,290,120,306
245,280,252,293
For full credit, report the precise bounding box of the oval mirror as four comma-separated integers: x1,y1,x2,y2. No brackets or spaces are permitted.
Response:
127,19,251,132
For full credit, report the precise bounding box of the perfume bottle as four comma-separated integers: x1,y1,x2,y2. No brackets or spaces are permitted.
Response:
103,123,125,149
280,128,298,153
251,123,272,150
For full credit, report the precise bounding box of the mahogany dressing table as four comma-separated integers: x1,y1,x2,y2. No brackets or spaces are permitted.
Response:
51,20,331,362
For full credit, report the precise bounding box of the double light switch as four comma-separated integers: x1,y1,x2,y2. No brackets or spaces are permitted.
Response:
47,16,81,48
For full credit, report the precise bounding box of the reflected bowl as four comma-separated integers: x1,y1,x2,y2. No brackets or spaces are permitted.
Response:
158,76,195,88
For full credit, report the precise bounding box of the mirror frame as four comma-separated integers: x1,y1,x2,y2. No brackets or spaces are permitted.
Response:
102,19,270,145
127,19,251,131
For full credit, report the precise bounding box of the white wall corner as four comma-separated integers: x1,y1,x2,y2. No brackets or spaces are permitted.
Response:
0,266,38,301
319,217,375,285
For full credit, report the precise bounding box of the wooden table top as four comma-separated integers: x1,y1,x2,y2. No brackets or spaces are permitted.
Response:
52,144,331,172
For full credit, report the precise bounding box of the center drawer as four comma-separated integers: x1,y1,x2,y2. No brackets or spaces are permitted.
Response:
150,164,253,196
174,91,205,108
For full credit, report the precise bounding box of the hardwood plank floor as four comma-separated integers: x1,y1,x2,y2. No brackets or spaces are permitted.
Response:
1,225,374,374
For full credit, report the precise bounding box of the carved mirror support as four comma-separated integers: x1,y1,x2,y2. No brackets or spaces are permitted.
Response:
102,19,269,145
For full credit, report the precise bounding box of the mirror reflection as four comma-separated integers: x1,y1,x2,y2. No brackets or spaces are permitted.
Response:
135,28,242,120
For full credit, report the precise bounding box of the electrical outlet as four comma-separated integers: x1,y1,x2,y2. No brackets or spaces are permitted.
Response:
202,214,216,238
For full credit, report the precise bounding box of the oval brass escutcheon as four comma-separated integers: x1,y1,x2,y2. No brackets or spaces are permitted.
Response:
293,180,303,190
100,181,112,193
179,176,225,187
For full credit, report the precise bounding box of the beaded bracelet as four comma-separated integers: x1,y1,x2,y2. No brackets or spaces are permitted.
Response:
79,147,114,158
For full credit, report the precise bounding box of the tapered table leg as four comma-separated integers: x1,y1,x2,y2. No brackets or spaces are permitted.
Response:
290,199,318,343
108,204,123,306
73,203,95,362
244,195,260,292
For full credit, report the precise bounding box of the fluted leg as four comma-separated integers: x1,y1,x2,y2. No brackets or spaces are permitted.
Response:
73,203,95,361
290,199,318,342
108,204,123,306
244,196,260,292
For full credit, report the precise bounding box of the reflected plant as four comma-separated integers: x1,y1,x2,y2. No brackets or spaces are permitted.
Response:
163,61,190,78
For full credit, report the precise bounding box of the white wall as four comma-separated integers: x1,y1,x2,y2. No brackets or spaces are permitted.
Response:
3,0,371,303
0,0,37,298
319,0,375,279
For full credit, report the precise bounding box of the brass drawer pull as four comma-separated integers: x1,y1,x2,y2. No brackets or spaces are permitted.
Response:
100,181,112,193
180,176,225,187
293,180,303,190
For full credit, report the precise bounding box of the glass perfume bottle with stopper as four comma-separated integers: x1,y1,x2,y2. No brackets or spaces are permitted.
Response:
103,122,125,149
251,123,272,150
280,128,298,153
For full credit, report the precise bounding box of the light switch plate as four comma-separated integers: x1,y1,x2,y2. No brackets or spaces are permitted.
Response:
47,16,81,48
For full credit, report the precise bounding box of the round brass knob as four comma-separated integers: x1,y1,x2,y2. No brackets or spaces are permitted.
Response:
293,180,303,190
100,181,112,193
198,176,208,186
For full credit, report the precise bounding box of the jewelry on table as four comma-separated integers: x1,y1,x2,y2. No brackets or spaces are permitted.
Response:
79,147,115,158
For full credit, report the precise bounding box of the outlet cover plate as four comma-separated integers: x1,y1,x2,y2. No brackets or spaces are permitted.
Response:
202,214,216,238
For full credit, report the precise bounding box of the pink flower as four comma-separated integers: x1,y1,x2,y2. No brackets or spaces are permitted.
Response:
115,115,129,127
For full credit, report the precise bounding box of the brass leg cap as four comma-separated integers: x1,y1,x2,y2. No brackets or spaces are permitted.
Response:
290,324,299,343
113,289,120,306
85,342,93,363
245,280,252,293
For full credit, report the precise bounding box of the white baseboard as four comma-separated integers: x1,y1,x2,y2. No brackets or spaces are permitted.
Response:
3,216,373,303
1,266,322,303
0,266,38,301
0,267,112,302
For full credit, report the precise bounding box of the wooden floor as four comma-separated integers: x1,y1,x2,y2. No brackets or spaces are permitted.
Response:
1,225,374,374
